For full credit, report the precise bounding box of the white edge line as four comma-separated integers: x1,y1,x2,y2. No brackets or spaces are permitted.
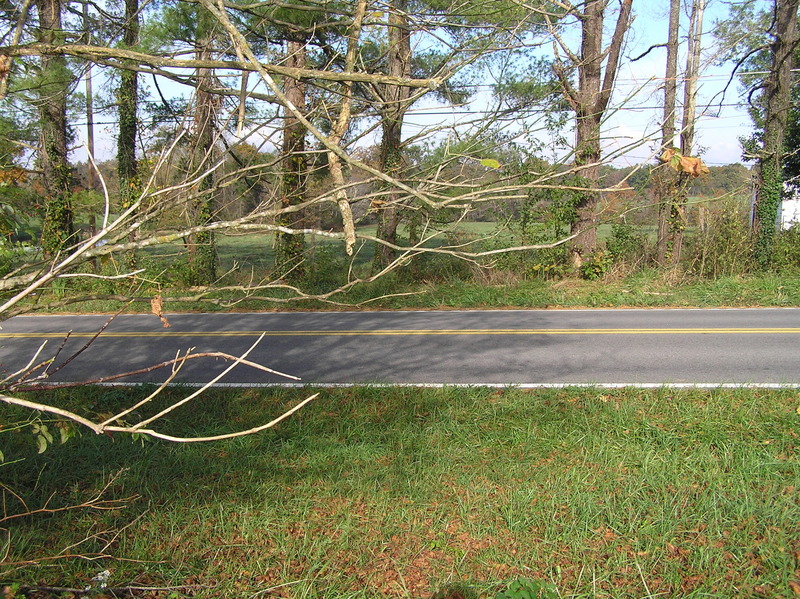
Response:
46,381,800,389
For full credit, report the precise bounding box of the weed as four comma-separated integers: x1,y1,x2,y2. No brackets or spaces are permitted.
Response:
772,224,800,272
579,249,613,280
689,199,754,278
606,222,648,266
494,579,559,599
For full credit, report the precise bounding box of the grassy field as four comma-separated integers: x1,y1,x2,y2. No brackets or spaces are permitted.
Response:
3,386,799,597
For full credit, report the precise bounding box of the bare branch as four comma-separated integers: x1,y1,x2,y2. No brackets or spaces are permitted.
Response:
0,43,442,89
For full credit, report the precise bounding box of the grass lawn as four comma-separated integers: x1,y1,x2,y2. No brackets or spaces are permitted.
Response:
3,386,799,597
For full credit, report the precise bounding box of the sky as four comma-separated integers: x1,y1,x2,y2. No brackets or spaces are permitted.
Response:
398,0,758,168
72,0,758,169
604,1,756,167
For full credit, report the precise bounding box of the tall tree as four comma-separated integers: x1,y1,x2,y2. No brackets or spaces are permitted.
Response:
668,0,706,267
656,0,680,266
372,0,413,270
274,39,308,279
186,6,218,285
117,0,139,242
551,0,634,267
83,1,95,193
753,0,799,266
34,0,74,256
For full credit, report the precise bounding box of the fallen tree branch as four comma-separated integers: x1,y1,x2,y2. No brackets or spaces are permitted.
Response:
0,43,442,89
1,331,315,442
11,348,300,391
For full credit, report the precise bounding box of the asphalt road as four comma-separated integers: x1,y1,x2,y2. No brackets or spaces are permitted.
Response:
1,308,799,387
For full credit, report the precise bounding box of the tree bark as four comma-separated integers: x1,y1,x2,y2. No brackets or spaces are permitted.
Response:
36,0,74,256
656,0,680,265
275,40,307,279
559,0,633,268
188,7,218,284
373,0,412,271
753,0,799,267
118,0,139,265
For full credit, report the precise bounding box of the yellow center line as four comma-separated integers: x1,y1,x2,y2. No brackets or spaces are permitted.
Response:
1,327,799,338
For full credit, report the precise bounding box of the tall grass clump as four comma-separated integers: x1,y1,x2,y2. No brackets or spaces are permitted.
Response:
688,199,754,278
771,224,800,272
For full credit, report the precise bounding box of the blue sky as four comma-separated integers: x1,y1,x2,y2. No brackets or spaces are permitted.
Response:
606,0,756,167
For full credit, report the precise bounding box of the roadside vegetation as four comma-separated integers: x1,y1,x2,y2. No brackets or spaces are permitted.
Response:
3,386,799,598
14,214,800,314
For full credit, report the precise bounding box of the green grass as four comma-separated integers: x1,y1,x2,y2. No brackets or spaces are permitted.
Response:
3,386,799,597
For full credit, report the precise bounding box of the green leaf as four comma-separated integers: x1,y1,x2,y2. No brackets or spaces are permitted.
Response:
480,158,502,169
36,434,48,454
57,421,74,445
39,425,53,445
0,448,4,463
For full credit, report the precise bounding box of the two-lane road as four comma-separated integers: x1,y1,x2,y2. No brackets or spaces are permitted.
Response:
1,308,799,386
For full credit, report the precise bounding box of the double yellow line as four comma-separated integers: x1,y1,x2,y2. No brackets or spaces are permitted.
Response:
2,327,799,338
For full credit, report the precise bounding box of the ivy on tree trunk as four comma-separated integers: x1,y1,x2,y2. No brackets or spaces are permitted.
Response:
753,0,799,268
35,0,74,257
117,0,140,267
275,40,307,280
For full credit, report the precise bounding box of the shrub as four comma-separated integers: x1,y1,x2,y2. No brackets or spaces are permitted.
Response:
771,224,800,272
0,242,29,277
580,249,613,280
687,200,754,277
607,222,646,263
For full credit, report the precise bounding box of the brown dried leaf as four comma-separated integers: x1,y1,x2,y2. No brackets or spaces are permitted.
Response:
660,147,679,164
0,55,10,87
150,294,171,328
788,580,800,596
678,155,710,177
659,148,709,177
754,584,771,595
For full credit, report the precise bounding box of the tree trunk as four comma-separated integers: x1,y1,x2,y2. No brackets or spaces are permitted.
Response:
188,7,217,285
373,0,412,271
668,0,705,268
118,0,139,265
275,40,307,279
83,2,95,193
753,0,799,267
564,0,633,268
36,0,74,256
656,0,680,265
